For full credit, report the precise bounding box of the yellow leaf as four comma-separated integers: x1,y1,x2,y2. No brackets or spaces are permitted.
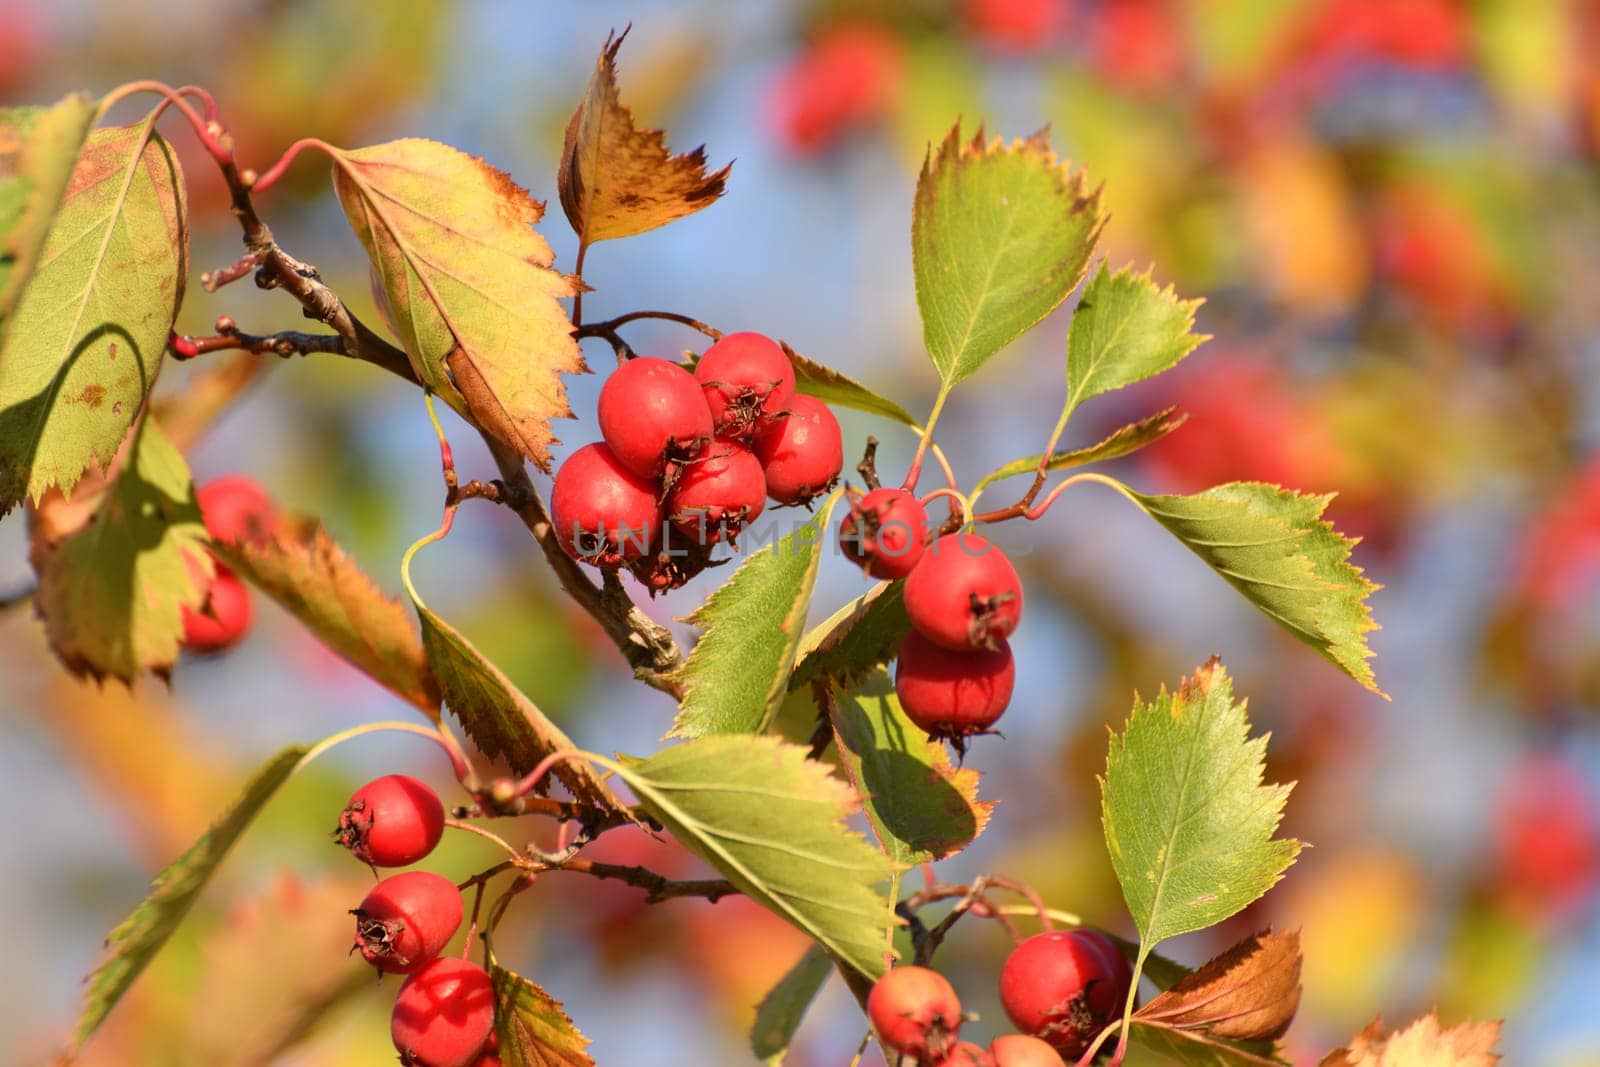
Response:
1321,1013,1503,1067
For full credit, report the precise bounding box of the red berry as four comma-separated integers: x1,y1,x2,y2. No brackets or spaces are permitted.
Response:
867,965,963,1059
990,1033,1068,1066
998,931,1131,1058
351,870,463,974
391,956,496,1067
936,1042,997,1066
904,534,1024,650
694,332,796,440
838,488,927,579
196,475,275,543
754,394,843,506
598,357,714,478
666,439,766,545
895,630,1014,749
335,774,446,868
551,443,663,567
180,553,254,653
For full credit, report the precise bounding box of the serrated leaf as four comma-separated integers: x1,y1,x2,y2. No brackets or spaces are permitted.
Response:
73,745,307,1052
1132,929,1301,1056
1066,264,1208,409
35,417,208,683
492,961,596,1067
1129,1025,1289,1067
215,514,440,714
789,580,909,693
0,116,187,514
751,944,833,1065
0,93,97,320
670,496,839,738
830,672,992,864
912,124,1102,390
1127,482,1383,694
974,406,1188,492
558,30,729,244
1102,659,1300,948
415,601,622,813
329,138,582,472
1320,1014,1503,1067
611,735,895,980
782,341,917,427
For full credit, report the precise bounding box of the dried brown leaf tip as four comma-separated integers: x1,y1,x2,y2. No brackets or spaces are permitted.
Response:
1135,928,1302,1043
1321,1012,1503,1067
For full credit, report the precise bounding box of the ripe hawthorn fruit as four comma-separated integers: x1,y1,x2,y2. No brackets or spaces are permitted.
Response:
936,1042,997,1066
694,331,796,440
597,356,714,478
196,474,275,542
391,956,496,1067
838,487,928,579
998,930,1132,1058
904,533,1024,650
351,870,463,974
179,553,254,653
551,443,663,566
628,528,718,596
866,964,963,1060
335,774,446,868
990,1033,1068,1066
666,439,766,545
754,393,843,507
895,629,1015,750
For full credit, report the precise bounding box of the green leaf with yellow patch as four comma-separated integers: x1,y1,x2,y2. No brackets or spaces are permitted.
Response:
491,960,596,1067
1066,264,1207,410
0,93,97,322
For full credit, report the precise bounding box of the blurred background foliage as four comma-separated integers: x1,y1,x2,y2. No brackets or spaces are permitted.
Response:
2,0,1598,1063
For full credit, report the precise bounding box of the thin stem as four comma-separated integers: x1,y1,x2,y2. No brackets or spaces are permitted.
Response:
444,818,524,861
248,137,322,195
575,309,724,341
971,469,1132,525
295,720,465,774
508,749,592,799
571,241,589,327
171,318,348,361
552,860,739,903
902,387,950,493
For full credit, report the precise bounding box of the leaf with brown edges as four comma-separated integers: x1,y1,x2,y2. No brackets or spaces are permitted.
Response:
1132,929,1301,1048
492,960,596,1067
1321,1013,1502,1067
559,29,730,244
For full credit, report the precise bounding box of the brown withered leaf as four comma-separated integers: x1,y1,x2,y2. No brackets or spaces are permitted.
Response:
329,138,583,472
1134,929,1301,1042
214,514,441,714
558,29,730,244
1320,1013,1503,1067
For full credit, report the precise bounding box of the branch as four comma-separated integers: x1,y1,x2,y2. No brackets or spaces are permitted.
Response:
172,315,348,360
555,859,739,903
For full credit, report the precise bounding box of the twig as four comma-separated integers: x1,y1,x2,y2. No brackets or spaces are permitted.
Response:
553,859,739,903
171,315,348,360
575,309,723,342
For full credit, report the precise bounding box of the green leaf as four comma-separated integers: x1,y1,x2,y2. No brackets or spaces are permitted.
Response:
491,960,595,1067
1128,1025,1288,1067
0,116,188,515
610,735,895,980
35,417,208,683
1066,264,1207,409
1101,659,1300,949
829,672,993,865
73,745,307,1052
751,944,834,1065
1127,481,1383,695
789,580,910,693
414,600,622,814
215,514,441,714
670,496,839,738
782,341,917,427
973,406,1188,493
329,139,582,472
912,124,1102,390
0,93,97,322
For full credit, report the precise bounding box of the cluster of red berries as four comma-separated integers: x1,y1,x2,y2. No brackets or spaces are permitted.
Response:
179,475,274,654
839,490,1024,751
552,331,844,593
335,774,500,1067
868,929,1135,1065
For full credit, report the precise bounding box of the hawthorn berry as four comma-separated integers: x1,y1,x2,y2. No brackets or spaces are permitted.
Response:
694,331,796,440
936,1042,997,1066
867,965,963,1060
335,774,446,868
989,1033,1068,1066
351,870,463,974
551,443,663,566
391,956,496,1067
895,629,1014,749
598,356,714,478
754,393,843,507
179,553,254,653
838,487,927,579
998,930,1132,1058
196,474,275,542
904,533,1024,650
666,439,766,545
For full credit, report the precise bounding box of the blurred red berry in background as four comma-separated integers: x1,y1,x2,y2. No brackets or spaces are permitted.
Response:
767,23,904,155
1491,754,1599,924
963,0,1072,54
1090,0,1185,94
